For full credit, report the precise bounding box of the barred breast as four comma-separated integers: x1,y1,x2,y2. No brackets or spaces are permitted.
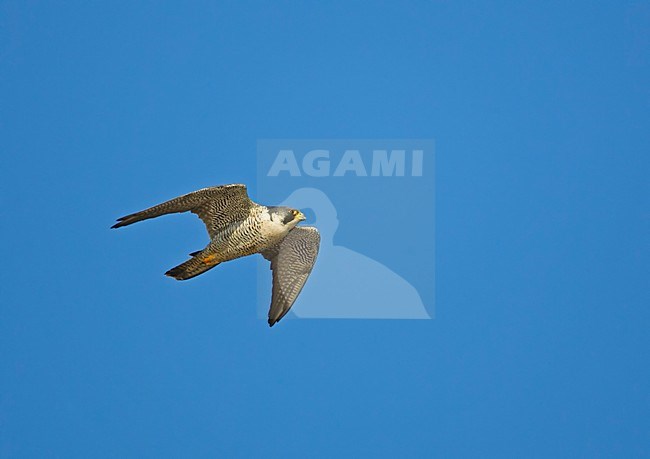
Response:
206,206,292,262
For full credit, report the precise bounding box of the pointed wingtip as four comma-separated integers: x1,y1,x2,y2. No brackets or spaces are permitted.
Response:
111,217,129,229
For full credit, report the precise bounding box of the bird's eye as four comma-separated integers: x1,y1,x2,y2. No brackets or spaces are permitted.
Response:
292,210,298,216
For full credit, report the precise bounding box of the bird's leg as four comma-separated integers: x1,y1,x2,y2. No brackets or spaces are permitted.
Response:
201,254,219,265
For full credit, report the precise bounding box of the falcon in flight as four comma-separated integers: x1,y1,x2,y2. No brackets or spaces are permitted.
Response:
111,184,320,327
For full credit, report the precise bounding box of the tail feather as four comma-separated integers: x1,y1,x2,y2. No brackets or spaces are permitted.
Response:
165,255,220,280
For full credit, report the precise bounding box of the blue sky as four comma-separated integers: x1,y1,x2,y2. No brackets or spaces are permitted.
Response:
1,1,648,457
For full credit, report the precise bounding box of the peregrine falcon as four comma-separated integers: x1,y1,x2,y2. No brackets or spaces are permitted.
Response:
111,184,320,327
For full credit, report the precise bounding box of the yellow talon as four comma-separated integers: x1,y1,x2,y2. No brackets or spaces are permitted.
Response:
202,254,218,264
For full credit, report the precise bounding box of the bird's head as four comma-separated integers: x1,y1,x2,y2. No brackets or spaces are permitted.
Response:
269,206,306,228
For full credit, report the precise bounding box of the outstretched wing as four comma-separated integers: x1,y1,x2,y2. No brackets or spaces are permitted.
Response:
262,226,320,327
111,184,254,237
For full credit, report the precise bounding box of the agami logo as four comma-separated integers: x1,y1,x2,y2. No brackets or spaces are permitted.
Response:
267,149,424,177
257,139,435,321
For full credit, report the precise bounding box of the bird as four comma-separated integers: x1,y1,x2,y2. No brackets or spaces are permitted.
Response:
111,184,320,327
